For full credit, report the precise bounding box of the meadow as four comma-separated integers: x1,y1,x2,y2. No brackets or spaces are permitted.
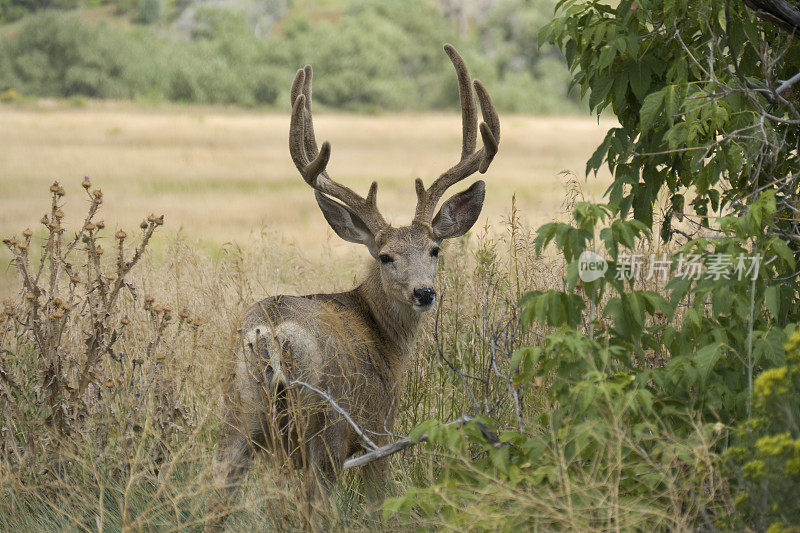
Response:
0,102,624,531
0,102,613,298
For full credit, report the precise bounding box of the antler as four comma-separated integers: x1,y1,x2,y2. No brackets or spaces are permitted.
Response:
289,66,387,234
413,44,500,224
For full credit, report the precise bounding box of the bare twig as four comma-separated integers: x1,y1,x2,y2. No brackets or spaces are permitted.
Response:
288,379,378,451
342,415,474,470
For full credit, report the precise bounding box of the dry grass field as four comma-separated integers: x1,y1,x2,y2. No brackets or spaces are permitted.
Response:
0,102,622,530
0,103,724,531
0,102,613,298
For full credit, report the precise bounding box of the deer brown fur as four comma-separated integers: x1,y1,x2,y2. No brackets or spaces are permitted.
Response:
208,44,500,526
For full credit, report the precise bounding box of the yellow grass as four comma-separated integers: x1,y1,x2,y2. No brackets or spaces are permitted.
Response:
0,101,613,298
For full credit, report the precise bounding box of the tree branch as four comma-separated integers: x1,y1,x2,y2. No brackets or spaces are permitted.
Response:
288,379,378,451
743,0,800,34
342,415,474,471
777,70,800,94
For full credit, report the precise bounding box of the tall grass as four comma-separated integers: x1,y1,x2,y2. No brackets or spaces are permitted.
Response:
0,180,726,530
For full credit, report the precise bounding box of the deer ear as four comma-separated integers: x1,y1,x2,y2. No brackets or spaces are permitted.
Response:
315,191,376,249
431,180,485,240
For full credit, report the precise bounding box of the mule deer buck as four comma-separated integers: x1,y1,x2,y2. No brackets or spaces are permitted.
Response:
209,44,499,524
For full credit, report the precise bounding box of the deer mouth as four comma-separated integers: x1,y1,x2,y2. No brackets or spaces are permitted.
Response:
412,298,436,312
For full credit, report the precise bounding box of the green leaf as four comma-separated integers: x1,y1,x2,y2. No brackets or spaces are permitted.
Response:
765,285,780,318
409,419,439,443
639,89,664,132
629,60,650,101
694,344,723,386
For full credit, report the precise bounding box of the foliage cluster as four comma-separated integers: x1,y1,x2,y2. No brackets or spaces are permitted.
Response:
388,195,796,529
0,0,581,113
384,0,800,530
726,327,800,530
543,0,800,241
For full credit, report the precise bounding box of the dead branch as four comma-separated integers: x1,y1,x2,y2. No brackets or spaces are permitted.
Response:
342,414,474,471
288,379,378,451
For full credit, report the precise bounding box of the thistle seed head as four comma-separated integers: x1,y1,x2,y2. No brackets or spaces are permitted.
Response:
50,182,65,196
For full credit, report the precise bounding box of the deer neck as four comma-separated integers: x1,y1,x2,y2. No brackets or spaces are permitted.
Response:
355,262,422,358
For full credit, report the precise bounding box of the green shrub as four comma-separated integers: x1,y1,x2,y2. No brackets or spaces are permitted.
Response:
7,13,162,98
726,328,800,531
135,0,162,24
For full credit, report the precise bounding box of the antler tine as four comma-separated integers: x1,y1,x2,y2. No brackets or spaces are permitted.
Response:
414,44,500,224
288,66,387,233
446,43,477,160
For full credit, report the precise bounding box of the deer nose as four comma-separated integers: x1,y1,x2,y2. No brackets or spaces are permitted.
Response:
413,288,436,306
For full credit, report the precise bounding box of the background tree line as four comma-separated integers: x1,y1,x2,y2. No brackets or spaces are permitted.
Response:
0,0,582,113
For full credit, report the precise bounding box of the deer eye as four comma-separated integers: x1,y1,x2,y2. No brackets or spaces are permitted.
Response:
379,254,394,264
430,247,440,258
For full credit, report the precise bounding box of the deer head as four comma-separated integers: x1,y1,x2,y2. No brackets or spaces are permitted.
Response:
288,44,500,312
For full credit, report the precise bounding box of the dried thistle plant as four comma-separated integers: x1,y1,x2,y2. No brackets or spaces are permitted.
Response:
0,178,165,466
